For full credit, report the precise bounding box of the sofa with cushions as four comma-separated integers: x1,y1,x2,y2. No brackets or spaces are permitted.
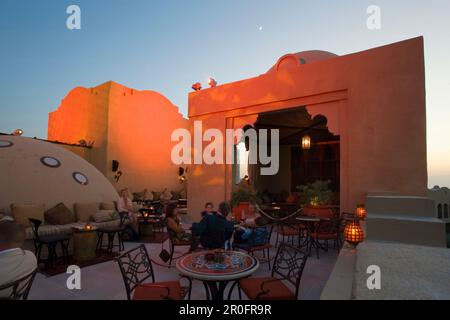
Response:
9,202,122,241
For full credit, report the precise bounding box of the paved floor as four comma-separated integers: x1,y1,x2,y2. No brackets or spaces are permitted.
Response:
28,236,338,300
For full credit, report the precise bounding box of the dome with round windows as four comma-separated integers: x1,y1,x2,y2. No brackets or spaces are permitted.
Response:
0,136,118,214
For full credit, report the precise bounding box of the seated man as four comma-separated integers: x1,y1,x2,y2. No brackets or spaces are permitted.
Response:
192,202,234,250
200,202,216,218
0,220,37,298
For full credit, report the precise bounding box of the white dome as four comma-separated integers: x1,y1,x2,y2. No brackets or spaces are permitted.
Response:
0,136,118,213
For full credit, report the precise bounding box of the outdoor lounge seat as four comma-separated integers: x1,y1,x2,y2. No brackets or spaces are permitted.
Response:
167,228,194,268
275,224,303,247
29,218,70,267
115,244,191,300
239,277,295,300
233,225,274,269
96,212,129,253
132,281,185,300
0,268,38,300
236,243,308,300
309,217,342,258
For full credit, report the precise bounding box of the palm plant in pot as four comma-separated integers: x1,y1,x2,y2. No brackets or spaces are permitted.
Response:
230,177,260,221
297,180,334,218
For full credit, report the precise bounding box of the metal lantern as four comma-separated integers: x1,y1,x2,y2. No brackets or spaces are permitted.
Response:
356,204,367,220
344,220,365,246
301,135,311,150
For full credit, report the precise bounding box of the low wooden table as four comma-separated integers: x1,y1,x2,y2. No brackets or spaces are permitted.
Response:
72,227,98,262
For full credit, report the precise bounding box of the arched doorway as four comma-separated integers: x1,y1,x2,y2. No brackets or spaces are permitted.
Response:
238,106,340,205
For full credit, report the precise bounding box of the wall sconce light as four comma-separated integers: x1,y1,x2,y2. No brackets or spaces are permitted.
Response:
192,82,202,91
179,167,187,183
301,135,311,150
12,129,23,136
356,204,367,220
114,170,122,183
208,77,217,88
344,220,365,246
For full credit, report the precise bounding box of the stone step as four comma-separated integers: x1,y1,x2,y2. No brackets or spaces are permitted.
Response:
366,195,435,218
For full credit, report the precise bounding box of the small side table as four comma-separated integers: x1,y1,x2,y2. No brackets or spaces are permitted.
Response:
72,227,98,262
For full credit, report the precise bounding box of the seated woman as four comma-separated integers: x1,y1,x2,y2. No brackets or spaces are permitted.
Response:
192,202,234,250
117,189,139,231
165,204,192,242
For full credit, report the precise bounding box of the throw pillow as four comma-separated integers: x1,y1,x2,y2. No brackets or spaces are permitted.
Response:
93,210,115,223
44,203,76,225
10,204,45,227
74,202,99,222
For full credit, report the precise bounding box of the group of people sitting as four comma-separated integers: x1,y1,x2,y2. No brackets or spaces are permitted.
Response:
165,201,270,251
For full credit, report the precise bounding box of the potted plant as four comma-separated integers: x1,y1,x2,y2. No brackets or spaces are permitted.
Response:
230,178,260,220
297,180,334,218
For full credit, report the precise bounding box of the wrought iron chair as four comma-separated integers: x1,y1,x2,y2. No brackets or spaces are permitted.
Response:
233,224,274,269
310,216,342,259
275,222,303,247
96,212,129,253
166,227,194,268
232,242,308,300
0,268,38,300
29,218,70,267
115,244,191,300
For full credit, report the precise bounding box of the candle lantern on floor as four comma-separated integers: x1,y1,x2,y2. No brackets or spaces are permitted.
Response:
344,220,364,246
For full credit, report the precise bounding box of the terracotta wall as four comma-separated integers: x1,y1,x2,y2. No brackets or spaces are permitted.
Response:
105,82,189,192
187,37,428,217
48,82,110,173
48,81,189,194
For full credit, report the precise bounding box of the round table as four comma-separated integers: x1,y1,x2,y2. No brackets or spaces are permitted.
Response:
176,250,259,301
72,227,98,262
296,216,330,257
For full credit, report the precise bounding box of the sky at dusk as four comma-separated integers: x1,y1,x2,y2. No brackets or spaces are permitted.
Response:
1,0,450,187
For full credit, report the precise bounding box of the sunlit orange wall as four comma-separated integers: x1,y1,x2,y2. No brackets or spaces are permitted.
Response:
187,37,428,217
48,81,189,193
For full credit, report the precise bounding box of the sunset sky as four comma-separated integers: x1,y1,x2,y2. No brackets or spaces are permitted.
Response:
1,0,450,187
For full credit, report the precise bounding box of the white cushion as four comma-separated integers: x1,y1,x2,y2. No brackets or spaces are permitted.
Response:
93,210,115,223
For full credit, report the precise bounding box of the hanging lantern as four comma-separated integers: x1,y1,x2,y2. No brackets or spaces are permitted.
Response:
356,204,367,220
344,220,365,246
301,135,311,150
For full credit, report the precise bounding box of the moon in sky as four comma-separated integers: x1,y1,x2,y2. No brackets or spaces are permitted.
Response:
259,26,263,31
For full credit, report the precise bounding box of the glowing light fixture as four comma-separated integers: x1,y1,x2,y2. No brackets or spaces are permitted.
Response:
208,77,217,88
301,135,311,150
356,204,367,220
13,129,23,136
344,220,365,246
192,82,202,91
